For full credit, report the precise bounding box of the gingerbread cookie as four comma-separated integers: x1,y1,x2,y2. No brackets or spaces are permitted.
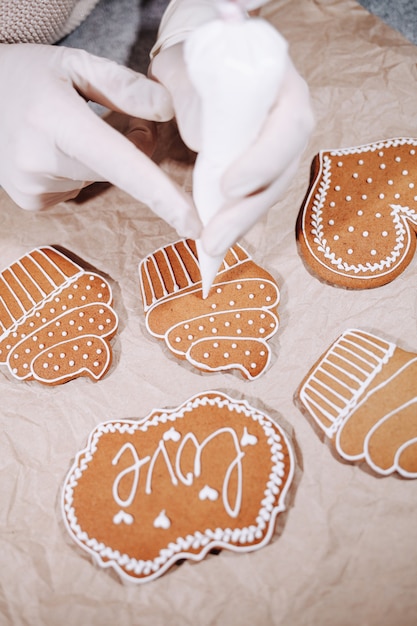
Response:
139,239,279,379
0,246,118,385
297,138,417,288
62,391,294,583
297,329,417,477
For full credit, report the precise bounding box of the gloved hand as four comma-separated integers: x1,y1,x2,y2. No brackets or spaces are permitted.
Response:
150,0,314,258
0,43,201,239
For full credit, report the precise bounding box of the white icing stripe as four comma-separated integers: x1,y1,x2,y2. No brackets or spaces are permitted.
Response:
300,329,396,437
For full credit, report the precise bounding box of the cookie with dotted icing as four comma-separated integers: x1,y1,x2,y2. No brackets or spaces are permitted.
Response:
297,329,417,477
62,391,294,583
139,239,279,379
297,138,417,288
0,246,118,384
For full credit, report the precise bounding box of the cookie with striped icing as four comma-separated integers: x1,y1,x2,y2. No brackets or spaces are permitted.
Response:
298,329,417,477
139,239,279,379
297,138,417,288
0,246,118,385
62,391,294,583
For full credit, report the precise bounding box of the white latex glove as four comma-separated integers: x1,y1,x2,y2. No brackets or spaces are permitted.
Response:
150,0,314,259
0,43,201,239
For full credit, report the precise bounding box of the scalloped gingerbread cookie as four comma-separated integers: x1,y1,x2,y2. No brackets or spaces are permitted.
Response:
297,329,417,477
62,391,294,583
297,138,417,288
139,239,279,379
0,246,118,384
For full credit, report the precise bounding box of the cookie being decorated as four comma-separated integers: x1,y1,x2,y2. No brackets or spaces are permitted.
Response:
298,329,417,477
139,239,279,379
297,138,417,288
0,246,118,385
62,391,294,583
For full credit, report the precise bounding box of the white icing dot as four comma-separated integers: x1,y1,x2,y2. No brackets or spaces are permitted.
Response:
89,318,94,324
266,296,272,302
248,320,254,325
23,364,28,369
62,305,67,311
99,309,104,314
175,337,181,343
96,349,102,355
224,321,230,328
334,235,339,241
347,249,353,255
98,293,103,299
231,343,237,349
260,351,266,356
213,342,219,348
248,294,255,300
329,201,336,207
41,317,47,323
362,231,369,237
259,284,265,290
379,193,385,199
395,156,401,162
411,149,416,155
379,163,386,169
357,210,363,216
348,226,354,232
378,151,384,156
49,308,55,314
69,320,75,326
29,322,34,328
69,360,75,367
98,325,104,331
328,219,335,225
209,316,215,323
352,173,358,179
245,350,250,356
366,177,372,183
60,352,65,358
387,179,393,185
32,336,38,342
229,300,235,306
82,354,88,360
62,331,67,337
73,345,79,351
358,159,364,165
216,287,222,294
259,328,265,334
187,334,193,340
235,313,241,319
370,250,377,256
77,326,83,331
81,295,86,301
211,304,217,310
53,365,59,371
345,195,351,201
184,324,190,330
375,212,382,218
250,363,257,369
409,183,415,189
73,284,78,289
211,328,218,334
43,363,48,369
36,312,40,317
55,321,60,327
203,352,209,359
394,193,400,199
382,231,388,237
236,329,242,334
361,195,367,200
337,161,343,167
223,352,230,358
93,361,99,367
68,294,73,300
39,343,45,349
335,185,341,191
25,348,30,354
236,284,242,290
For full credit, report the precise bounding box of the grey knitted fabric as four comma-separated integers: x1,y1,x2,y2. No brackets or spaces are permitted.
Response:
0,0,100,44
357,0,417,45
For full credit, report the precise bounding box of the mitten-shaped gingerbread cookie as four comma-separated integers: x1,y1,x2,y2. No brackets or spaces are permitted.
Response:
0,247,118,384
298,329,417,477
139,239,279,379
62,391,294,583
297,138,417,288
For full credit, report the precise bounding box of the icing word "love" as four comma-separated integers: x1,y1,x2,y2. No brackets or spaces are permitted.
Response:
111,426,258,522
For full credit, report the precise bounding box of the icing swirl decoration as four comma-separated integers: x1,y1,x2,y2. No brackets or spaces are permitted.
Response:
61,392,294,583
297,138,417,288
139,239,279,379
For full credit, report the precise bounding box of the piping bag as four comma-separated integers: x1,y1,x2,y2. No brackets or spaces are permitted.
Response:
184,0,288,298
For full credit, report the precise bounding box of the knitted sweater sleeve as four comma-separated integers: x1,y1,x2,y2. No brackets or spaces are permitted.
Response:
0,0,101,44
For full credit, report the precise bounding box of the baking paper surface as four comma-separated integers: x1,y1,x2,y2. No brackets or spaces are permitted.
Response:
1,1,417,624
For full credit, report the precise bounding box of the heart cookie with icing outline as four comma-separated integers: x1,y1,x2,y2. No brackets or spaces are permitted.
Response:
0,246,118,385
62,391,294,583
297,138,417,288
139,239,279,379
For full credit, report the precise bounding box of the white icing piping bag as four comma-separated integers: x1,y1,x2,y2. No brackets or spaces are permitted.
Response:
184,0,288,298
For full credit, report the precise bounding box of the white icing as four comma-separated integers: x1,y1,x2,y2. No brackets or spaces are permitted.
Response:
184,4,287,297
300,329,417,478
199,485,219,502
61,392,295,584
113,510,134,525
303,138,417,280
153,510,171,530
